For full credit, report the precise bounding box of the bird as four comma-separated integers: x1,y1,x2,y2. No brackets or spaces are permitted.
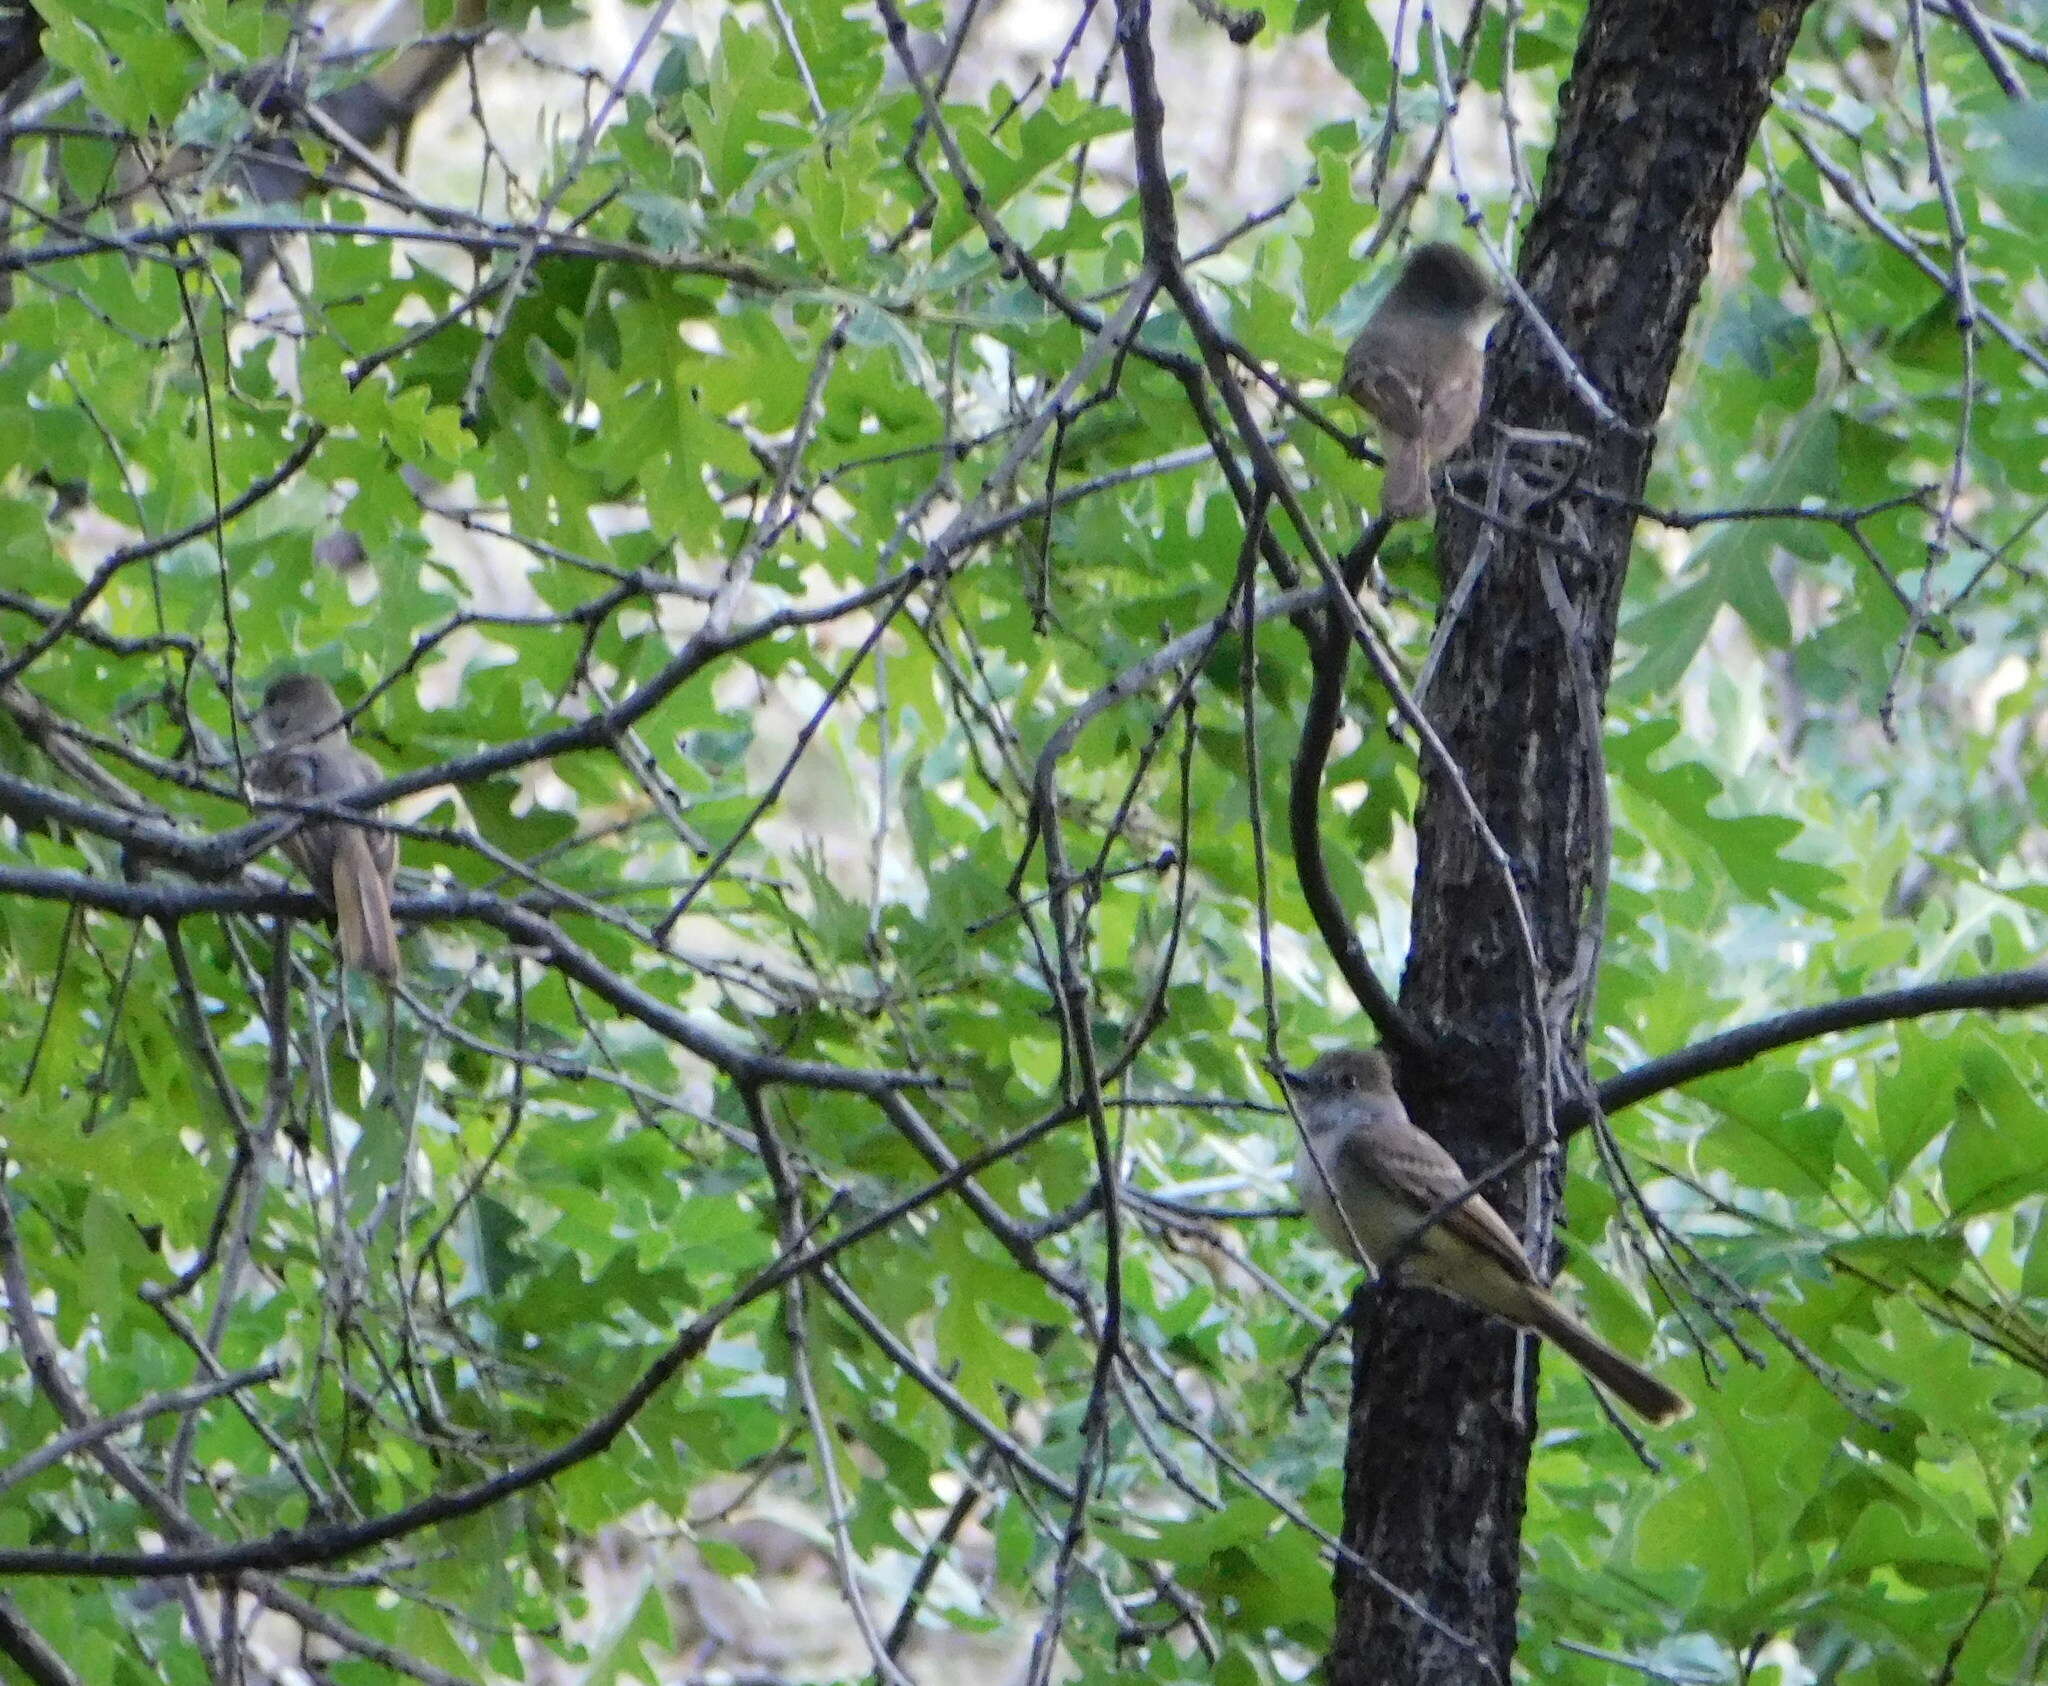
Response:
1284,1047,1690,1425
251,673,400,981
1341,242,1501,521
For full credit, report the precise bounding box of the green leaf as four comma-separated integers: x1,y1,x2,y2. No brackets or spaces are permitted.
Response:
1320,0,1391,102
1611,719,1849,914
1299,146,1376,324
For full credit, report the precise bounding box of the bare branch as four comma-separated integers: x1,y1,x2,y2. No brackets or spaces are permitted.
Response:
1590,968,2048,1125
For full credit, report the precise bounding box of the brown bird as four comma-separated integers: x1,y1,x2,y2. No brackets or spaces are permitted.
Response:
1341,242,1500,521
251,674,400,981
1285,1048,1690,1425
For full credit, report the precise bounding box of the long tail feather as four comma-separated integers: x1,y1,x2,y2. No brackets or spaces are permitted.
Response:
1380,435,1434,519
1518,1287,1691,1425
332,831,400,981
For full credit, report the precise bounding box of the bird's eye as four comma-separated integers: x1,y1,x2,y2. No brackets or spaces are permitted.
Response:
1341,1075,1356,1091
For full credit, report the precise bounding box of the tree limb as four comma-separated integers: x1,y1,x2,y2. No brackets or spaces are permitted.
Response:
1589,968,2048,1125
0,1597,80,1686
1285,521,1431,1061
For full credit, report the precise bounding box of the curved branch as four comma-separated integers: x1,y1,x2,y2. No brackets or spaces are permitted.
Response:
0,1363,281,1500
1118,3,1541,1082
0,1086,1091,1581
1285,525,1430,1061
0,1597,79,1686
0,429,326,692
1587,967,2048,1127
1014,579,1329,897
0,865,934,1098
0,558,928,884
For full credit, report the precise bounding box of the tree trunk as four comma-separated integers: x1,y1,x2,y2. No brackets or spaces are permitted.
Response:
1330,3,1815,1681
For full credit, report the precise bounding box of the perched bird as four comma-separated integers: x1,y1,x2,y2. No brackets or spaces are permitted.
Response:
1284,1048,1689,1425
1341,242,1501,521
251,674,399,981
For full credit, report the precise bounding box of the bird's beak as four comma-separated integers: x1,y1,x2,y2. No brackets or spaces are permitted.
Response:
1277,1065,1310,1090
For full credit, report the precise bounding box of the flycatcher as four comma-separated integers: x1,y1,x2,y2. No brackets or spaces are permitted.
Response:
252,674,400,981
1285,1048,1689,1425
1341,242,1499,521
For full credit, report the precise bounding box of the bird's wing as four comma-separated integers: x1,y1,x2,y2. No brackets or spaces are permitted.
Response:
250,747,335,887
250,745,322,801
1342,334,1430,436
339,744,397,881
1339,1119,1536,1285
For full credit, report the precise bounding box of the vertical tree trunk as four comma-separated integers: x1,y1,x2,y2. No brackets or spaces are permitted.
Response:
1330,4,1814,1681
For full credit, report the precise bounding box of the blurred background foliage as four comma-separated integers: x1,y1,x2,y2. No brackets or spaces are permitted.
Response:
0,0,2044,1682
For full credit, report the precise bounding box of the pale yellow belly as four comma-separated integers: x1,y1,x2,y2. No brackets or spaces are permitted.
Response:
1293,1135,1478,1298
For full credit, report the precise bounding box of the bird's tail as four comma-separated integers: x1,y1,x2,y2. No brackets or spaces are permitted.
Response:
1380,435,1434,520
1516,1285,1691,1426
332,831,400,981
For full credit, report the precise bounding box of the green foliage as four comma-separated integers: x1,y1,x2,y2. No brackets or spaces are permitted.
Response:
0,1,2044,1683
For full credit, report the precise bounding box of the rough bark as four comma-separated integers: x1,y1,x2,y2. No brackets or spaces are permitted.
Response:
1330,3,1815,1681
